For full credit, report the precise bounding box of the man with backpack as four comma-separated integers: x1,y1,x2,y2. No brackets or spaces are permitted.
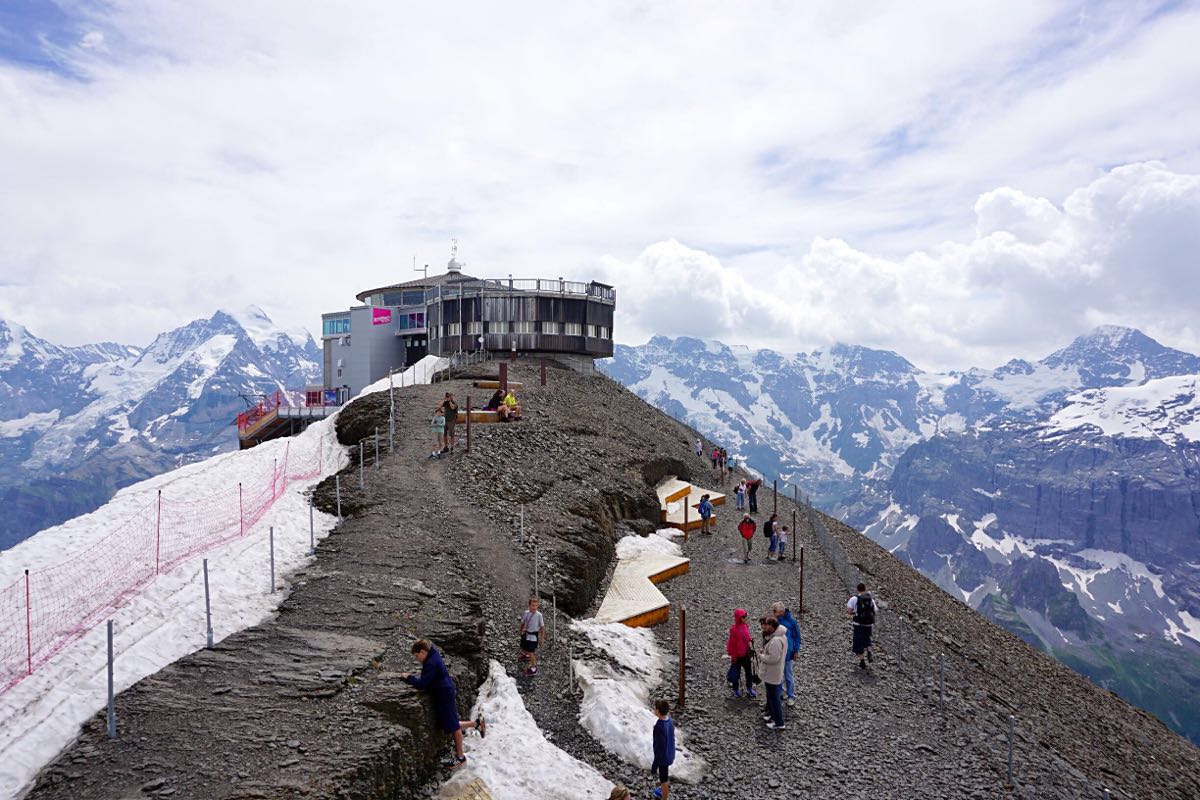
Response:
846,582,876,670
697,494,715,535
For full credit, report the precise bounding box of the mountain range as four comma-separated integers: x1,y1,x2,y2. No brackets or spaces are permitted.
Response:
602,326,1200,744
0,308,320,548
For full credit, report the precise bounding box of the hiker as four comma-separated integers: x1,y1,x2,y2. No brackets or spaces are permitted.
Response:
695,439,703,458
519,596,544,676
735,480,746,511
772,601,802,707
759,617,788,729
847,582,877,670
778,524,789,561
609,786,632,800
401,639,486,770
711,447,720,471
441,392,459,453
748,478,760,513
697,494,714,535
725,608,756,698
429,406,446,458
762,513,777,560
737,514,756,562
502,389,522,420
485,388,505,411
651,698,675,799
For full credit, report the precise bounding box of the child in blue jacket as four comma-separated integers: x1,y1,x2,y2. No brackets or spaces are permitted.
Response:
651,698,675,799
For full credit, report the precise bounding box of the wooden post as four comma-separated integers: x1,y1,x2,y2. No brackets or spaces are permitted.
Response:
683,503,689,542
499,362,509,393
466,396,472,454
678,604,687,707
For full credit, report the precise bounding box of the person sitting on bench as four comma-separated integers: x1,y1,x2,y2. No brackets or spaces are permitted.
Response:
500,389,522,421
485,389,504,411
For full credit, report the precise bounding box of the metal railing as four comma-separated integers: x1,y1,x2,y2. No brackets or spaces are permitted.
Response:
423,277,616,304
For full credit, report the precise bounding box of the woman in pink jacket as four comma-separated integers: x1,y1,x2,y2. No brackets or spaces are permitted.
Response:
725,609,757,698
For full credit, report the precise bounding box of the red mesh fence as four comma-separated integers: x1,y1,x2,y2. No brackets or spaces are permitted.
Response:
0,438,325,696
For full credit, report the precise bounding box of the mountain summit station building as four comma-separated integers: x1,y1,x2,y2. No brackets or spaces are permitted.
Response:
320,255,616,396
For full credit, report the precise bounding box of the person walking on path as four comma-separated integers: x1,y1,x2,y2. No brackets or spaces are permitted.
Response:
440,392,459,453
401,639,486,770
747,478,760,513
778,524,789,561
651,699,676,799
847,582,877,670
697,494,715,535
695,439,703,458
772,601,802,707
759,617,788,729
734,480,746,511
519,596,544,676
725,608,756,698
711,447,720,472
737,514,756,563
763,513,778,561
429,406,446,459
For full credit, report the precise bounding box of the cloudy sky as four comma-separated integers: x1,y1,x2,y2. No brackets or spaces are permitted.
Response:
1,0,1198,370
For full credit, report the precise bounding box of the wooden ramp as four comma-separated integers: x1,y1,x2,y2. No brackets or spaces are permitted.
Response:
445,779,493,800
595,549,690,628
656,477,726,531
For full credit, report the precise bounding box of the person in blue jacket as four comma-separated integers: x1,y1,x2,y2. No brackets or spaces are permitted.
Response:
651,698,676,799
401,639,485,769
772,601,803,707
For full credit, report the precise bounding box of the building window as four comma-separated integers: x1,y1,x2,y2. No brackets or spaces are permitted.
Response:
598,326,610,339
466,321,483,335
564,323,582,336
445,323,461,336
323,317,351,336
489,321,509,333
586,325,596,338
541,322,561,334
512,321,535,334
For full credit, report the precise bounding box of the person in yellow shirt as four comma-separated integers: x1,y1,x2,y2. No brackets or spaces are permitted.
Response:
501,389,522,420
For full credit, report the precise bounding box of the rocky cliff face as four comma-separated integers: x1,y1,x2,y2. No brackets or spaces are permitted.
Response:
604,326,1200,743
0,308,320,547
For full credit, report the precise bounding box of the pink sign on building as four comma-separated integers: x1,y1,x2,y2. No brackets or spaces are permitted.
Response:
372,308,392,326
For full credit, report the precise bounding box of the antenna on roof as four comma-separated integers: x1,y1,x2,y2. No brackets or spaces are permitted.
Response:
447,238,465,273
413,254,428,280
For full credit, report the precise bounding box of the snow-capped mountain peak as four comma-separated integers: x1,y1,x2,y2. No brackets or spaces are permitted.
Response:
218,305,313,353
1046,374,1200,446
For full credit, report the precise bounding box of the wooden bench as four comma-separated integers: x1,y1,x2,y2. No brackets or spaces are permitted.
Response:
472,380,524,390
455,410,503,424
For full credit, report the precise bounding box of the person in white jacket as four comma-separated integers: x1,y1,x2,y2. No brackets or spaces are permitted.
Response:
758,617,789,729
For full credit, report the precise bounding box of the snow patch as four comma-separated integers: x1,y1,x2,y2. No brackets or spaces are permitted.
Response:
0,410,60,438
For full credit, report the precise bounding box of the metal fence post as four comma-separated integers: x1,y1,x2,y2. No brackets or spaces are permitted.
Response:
374,428,380,469
678,604,687,706
773,479,778,514
106,620,116,738
388,369,395,454
269,527,276,593
309,496,315,556
1007,714,1015,786
203,558,213,648
335,474,342,522
24,569,32,675
791,509,796,563
799,546,805,613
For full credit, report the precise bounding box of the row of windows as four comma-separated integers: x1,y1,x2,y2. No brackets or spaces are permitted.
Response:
432,323,609,338
322,317,351,336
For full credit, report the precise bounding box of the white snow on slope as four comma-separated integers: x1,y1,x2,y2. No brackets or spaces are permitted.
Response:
222,305,312,352
0,362,449,798
571,531,706,785
438,661,614,800
970,362,1082,409
0,410,60,438
1045,374,1200,445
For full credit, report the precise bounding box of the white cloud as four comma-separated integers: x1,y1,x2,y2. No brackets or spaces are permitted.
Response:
0,1,1196,368
602,162,1200,370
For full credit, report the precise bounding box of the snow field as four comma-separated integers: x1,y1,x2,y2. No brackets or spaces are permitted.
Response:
438,661,614,800
570,529,707,785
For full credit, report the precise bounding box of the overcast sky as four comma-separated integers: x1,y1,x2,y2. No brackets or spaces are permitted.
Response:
1,0,1198,371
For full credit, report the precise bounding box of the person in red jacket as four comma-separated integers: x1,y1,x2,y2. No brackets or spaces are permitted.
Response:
737,514,756,563
725,608,757,699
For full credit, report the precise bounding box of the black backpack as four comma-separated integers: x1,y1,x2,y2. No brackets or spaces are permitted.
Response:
854,593,876,626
